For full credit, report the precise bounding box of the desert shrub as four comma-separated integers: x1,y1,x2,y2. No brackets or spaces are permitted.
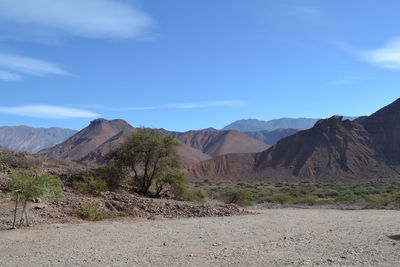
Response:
71,205,112,221
334,191,362,203
184,188,208,203
264,193,294,204
293,195,317,206
71,176,108,196
0,152,39,170
220,189,255,206
94,166,126,191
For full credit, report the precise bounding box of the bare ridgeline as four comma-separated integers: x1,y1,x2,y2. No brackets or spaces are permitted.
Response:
1,98,400,266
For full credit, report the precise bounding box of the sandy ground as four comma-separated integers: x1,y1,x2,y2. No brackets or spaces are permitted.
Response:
1,209,400,266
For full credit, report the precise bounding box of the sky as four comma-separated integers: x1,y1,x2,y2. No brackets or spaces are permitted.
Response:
0,0,400,131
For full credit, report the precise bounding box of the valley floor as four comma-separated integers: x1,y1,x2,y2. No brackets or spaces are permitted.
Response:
1,209,400,266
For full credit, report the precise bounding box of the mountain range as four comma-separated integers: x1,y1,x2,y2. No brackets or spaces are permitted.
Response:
189,98,400,182
0,126,77,153
37,119,269,168
2,98,399,183
223,117,358,132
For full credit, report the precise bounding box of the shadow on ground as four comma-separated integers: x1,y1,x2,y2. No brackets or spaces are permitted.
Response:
388,235,400,241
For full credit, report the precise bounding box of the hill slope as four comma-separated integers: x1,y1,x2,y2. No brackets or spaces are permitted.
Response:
361,98,400,167
0,126,77,153
165,128,269,157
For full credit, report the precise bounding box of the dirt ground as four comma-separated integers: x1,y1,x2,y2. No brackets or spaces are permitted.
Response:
1,209,400,266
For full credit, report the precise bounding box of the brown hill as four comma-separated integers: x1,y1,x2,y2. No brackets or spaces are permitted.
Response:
38,119,210,167
189,114,400,182
166,128,269,157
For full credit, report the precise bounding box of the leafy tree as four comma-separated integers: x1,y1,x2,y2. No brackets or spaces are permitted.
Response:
107,128,181,196
7,170,63,228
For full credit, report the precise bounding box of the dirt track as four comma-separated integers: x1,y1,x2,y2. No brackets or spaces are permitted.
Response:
1,209,400,266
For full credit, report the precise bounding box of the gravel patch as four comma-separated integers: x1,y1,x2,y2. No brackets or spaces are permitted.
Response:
1,209,400,266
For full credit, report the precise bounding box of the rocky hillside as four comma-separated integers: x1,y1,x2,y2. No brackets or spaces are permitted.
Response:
38,119,210,167
361,98,400,167
243,128,299,145
165,128,269,157
0,126,77,153
189,98,400,182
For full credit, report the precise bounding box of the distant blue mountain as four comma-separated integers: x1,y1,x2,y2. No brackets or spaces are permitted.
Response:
223,116,358,132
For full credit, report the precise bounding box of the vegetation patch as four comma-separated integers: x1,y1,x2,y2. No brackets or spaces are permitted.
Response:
71,204,113,221
200,180,400,209
71,176,108,196
220,188,255,207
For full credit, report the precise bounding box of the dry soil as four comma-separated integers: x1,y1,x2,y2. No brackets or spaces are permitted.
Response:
1,209,400,266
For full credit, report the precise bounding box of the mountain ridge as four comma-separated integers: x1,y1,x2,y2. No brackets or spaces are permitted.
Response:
0,126,77,153
223,116,359,132
189,99,400,182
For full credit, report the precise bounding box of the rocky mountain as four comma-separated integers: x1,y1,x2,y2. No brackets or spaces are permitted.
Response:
189,98,400,182
164,128,269,157
243,128,299,146
0,126,77,153
223,117,358,132
38,119,210,167
360,98,400,167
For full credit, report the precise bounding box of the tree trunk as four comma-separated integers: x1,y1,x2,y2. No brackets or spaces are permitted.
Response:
19,201,28,226
24,202,30,226
11,195,19,229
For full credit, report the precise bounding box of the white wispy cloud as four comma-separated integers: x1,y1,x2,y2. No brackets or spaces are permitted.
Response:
331,75,365,85
0,105,99,119
0,53,69,80
166,100,245,109
0,0,153,39
119,100,246,111
0,70,21,81
363,38,400,70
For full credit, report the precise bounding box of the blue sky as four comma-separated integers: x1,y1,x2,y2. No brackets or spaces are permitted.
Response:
0,0,399,131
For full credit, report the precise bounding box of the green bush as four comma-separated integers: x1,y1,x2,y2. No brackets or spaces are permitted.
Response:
294,195,317,206
220,189,255,206
264,193,294,204
71,176,108,196
94,167,126,191
71,205,112,221
184,188,208,203
334,191,362,203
